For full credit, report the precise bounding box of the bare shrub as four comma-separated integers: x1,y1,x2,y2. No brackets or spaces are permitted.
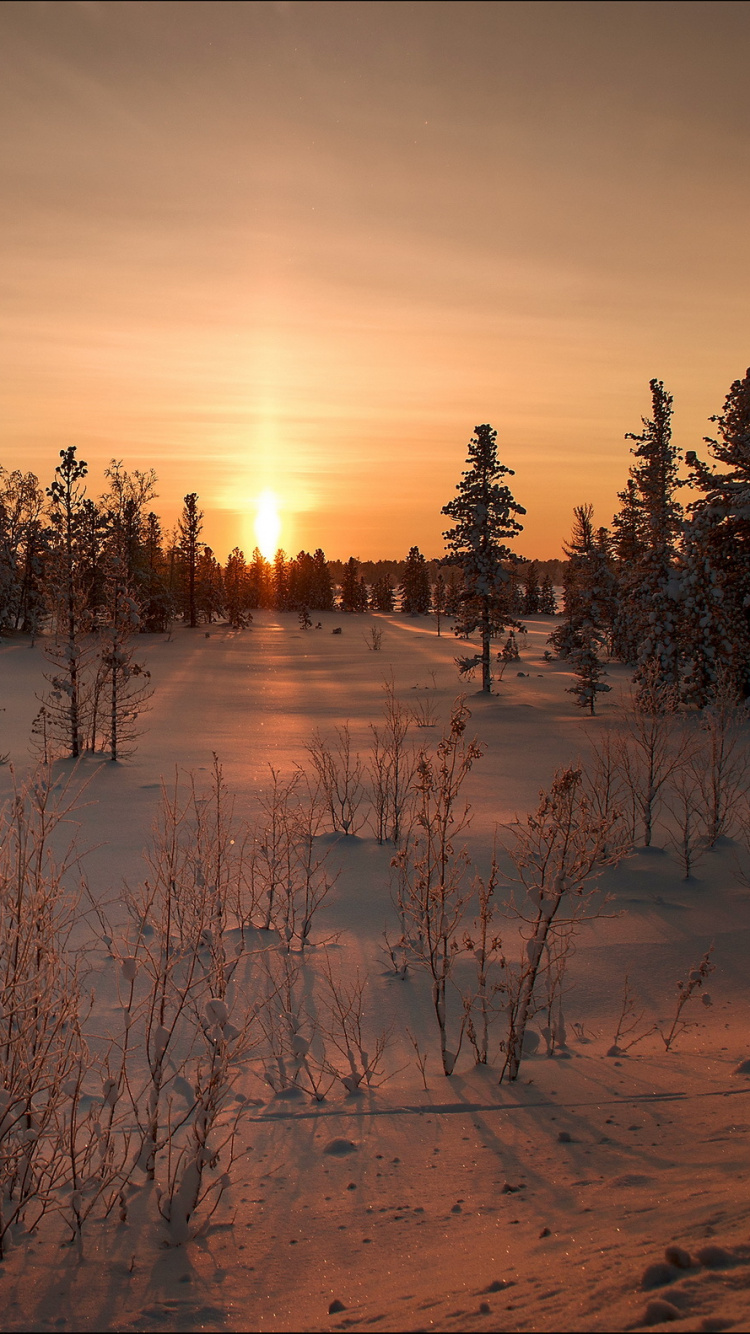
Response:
665,768,707,879
307,723,366,836
391,700,484,1075
369,678,418,846
615,665,694,848
658,948,714,1051
608,974,655,1056
319,954,392,1094
690,675,749,847
498,765,629,1083
0,768,88,1256
363,626,383,651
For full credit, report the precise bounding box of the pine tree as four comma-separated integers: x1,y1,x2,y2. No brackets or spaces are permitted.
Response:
548,506,614,659
610,477,646,661
400,546,431,615
522,561,540,614
442,423,525,692
625,380,683,690
371,572,395,612
178,493,203,628
248,547,271,608
311,548,335,610
538,572,557,615
43,447,92,757
273,549,289,610
681,367,750,701
196,547,224,623
224,548,253,628
141,512,174,632
0,468,47,635
340,557,362,613
566,625,610,714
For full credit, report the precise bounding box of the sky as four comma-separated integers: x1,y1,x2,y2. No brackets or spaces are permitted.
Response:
1,0,749,561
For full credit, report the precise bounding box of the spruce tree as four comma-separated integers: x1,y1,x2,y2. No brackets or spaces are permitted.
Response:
538,572,557,615
400,545,431,614
522,561,540,614
311,548,335,610
625,379,683,689
371,572,395,612
682,367,750,701
224,548,253,628
549,506,614,659
44,447,92,757
442,423,525,692
340,557,362,612
196,547,224,623
177,493,203,628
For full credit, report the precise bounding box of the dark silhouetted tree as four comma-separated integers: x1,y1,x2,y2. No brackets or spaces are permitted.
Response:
442,423,525,692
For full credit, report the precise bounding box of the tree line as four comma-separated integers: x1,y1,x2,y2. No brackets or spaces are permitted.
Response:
441,367,750,708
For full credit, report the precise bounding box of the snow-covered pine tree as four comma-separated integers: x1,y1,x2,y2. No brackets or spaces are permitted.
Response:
400,546,431,615
224,548,253,628
624,379,683,692
681,367,750,702
141,512,174,632
371,572,395,612
0,468,48,635
195,547,224,623
566,624,611,714
548,506,615,660
442,423,526,692
609,477,646,662
538,572,557,615
522,561,540,614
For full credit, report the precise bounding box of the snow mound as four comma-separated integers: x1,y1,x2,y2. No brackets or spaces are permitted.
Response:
322,1138,358,1156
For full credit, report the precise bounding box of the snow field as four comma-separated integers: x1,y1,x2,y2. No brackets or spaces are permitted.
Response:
1,610,750,1331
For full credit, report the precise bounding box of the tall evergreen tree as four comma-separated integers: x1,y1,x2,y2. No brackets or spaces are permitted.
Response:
400,545,431,614
625,379,683,688
178,493,203,628
442,423,525,693
44,447,91,757
371,572,395,612
311,548,335,610
681,367,750,701
196,547,224,623
538,572,557,615
273,549,289,610
224,547,253,627
522,561,540,614
340,557,363,612
549,507,615,659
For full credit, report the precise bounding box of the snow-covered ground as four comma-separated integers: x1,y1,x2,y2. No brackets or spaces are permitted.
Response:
1,611,750,1333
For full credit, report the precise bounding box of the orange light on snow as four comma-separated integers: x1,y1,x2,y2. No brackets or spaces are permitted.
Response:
255,490,281,560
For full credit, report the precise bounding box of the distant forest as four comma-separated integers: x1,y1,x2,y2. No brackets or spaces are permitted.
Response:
1,363,748,758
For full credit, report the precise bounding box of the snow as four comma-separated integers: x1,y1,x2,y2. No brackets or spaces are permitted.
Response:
2,609,750,1331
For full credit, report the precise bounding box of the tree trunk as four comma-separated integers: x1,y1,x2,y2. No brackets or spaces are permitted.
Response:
481,596,491,693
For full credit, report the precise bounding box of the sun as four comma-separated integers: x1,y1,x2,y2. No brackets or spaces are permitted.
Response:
255,489,281,560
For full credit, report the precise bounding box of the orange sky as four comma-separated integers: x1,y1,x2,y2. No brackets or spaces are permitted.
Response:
1,0,749,560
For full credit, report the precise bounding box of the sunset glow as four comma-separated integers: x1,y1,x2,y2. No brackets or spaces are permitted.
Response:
254,490,281,561
1,1,749,561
